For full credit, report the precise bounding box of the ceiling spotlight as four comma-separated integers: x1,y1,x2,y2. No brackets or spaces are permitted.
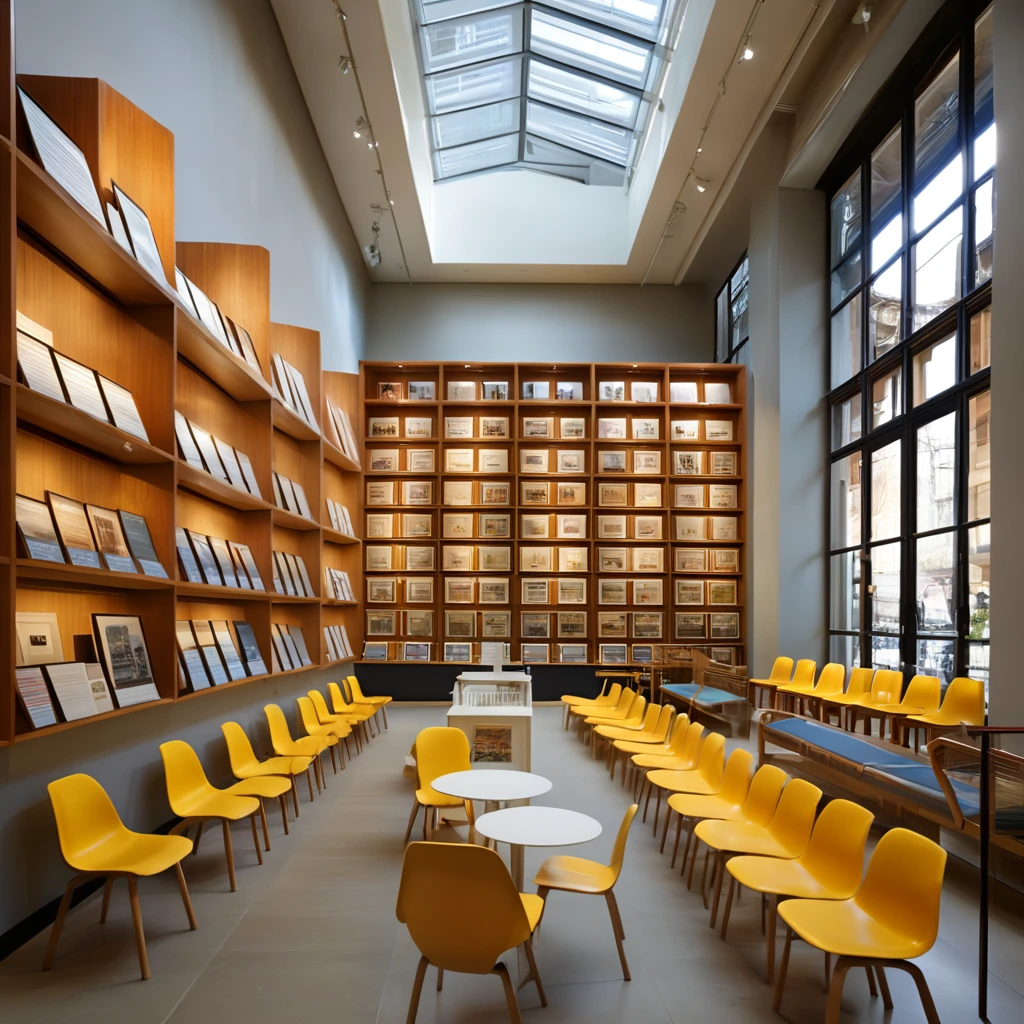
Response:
740,35,754,61
464,364,471,369
353,116,368,139
851,2,872,32
363,220,382,268
338,54,354,74
697,146,702,153
694,176,709,193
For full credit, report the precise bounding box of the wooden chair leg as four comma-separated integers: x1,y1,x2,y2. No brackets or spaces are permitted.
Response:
436,967,444,991
125,875,151,981
825,958,853,1024
292,776,301,817
221,819,238,892
174,863,198,930
766,894,778,985
605,890,631,981
382,703,388,728
652,787,662,836
404,796,420,843
249,814,264,865
258,800,270,851
493,961,524,1024
99,876,115,923
899,960,941,1023
686,835,702,889
406,955,429,1024
875,964,894,1009
719,873,736,939
659,806,672,853
670,816,683,867
193,820,205,855
523,938,548,1005
865,963,878,997
279,794,290,835
42,876,80,970
772,927,793,1010
709,852,727,928
328,744,338,774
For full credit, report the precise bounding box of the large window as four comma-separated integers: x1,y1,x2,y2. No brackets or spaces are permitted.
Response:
715,253,749,364
826,3,992,691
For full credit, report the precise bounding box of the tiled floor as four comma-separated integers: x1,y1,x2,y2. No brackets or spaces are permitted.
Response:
2,705,1024,1023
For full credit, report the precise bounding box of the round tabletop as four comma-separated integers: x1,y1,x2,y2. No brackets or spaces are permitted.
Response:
431,770,552,803
474,806,602,848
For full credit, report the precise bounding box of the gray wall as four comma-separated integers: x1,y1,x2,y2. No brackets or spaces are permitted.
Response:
367,284,712,363
0,0,367,936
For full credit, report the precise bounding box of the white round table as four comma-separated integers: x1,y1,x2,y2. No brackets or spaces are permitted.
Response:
431,770,552,815
474,806,602,890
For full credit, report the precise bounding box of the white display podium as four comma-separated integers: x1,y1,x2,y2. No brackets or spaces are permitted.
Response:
447,671,533,771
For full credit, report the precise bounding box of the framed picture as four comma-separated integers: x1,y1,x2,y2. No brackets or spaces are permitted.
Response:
443,513,474,538
598,417,627,439
559,417,586,438
710,646,737,666
406,577,434,603
632,547,664,572
557,578,586,604
631,381,659,403
631,644,654,664
405,417,433,439
598,381,625,401
363,641,389,660
46,492,100,568
478,449,509,473
704,382,732,404
673,450,703,475
557,611,588,637
445,577,476,603
91,613,160,706
443,545,474,570
712,548,740,572
674,484,706,508
557,449,585,473
710,516,739,541
407,381,435,400
15,494,65,564
521,579,550,604
631,612,663,639
482,381,508,401
634,516,663,539
557,483,586,506
556,514,586,539
631,418,660,440
633,450,661,474
521,643,549,664
86,504,137,573
402,513,432,538
598,483,628,507
366,611,396,636
706,420,734,441
675,579,704,605
675,515,707,541
522,416,554,438
708,579,738,606
598,547,628,571
377,381,402,400
369,449,399,472
447,381,476,401
674,612,706,639
521,612,551,638
481,612,511,637
559,643,589,664
366,546,393,571
366,480,395,506
445,448,474,473
368,417,399,438
597,611,627,637
520,449,549,473
443,480,473,506
406,546,436,570
597,450,627,474
479,546,511,571
671,420,700,440
521,381,550,399
598,579,627,605
598,515,627,539
632,579,664,605
709,484,738,509
480,481,510,505
599,643,628,665
479,513,510,538
520,546,552,572
445,610,476,638
402,480,433,505
444,416,474,439
634,483,662,507
403,642,431,661
559,547,588,572
711,451,738,476
556,381,583,400
669,380,700,403
15,611,64,666
405,610,434,637
521,514,549,539
367,577,397,603
479,417,509,438
675,548,708,572
478,577,510,604
520,481,550,505
710,612,740,638
444,642,473,662
407,448,436,472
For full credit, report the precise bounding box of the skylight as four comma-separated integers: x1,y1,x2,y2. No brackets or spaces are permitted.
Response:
413,0,681,185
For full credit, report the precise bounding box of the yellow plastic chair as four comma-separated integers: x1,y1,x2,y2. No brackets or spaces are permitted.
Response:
870,674,941,745
771,659,815,710
597,703,667,774
159,741,263,892
223,774,292,852
534,804,639,980
405,727,472,841
774,828,946,1023
569,685,635,733
778,662,845,717
906,676,985,748
397,842,546,1022
43,774,196,980
634,721,704,815
645,731,727,835
616,712,687,790
309,689,363,755
820,666,874,729
264,703,330,794
328,681,378,744
297,696,344,774
221,720,314,821
584,694,646,758
799,663,848,721
340,678,379,738
304,691,355,759
849,668,903,735
608,705,674,783
347,673,391,728
561,681,622,728
724,799,874,983
748,656,794,709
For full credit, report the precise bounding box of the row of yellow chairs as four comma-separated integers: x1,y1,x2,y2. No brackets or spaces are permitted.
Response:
42,676,391,981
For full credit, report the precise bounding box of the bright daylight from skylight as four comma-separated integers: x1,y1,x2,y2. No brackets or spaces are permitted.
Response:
414,0,683,186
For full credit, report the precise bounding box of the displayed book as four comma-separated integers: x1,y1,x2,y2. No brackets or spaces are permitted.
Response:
15,666,58,729
96,375,149,442
272,354,320,433
16,329,66,403
230,542,265,591
234,621,268,676
54,353,110,422
289,625,313,667
92,613,161,707
212,620,248,681
176,527,205,583
325,567,355,601
176,620,211,691
209,536,239,586
118,510,168,577
186,529,223,585
112,182,166,284
42,662,104,721
190,620,229,685
175,413,261,497
326,397,360,465
85,504,138,573
272,472,314,519
15,494,65,564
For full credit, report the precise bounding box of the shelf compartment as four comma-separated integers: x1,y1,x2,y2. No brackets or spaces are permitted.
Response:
178,461,269,513
176,308,271,403
17,558,174,591
15,698,174,742
322,528,360,546
270,322,321,439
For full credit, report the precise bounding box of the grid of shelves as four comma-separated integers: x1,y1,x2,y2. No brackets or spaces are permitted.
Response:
359,362,746,669
0,67,361,743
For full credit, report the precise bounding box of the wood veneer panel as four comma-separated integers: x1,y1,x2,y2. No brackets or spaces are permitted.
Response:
270,601,321,671
272,524,321,599
270,322,320,441
0,0,13,144
273,428,320,524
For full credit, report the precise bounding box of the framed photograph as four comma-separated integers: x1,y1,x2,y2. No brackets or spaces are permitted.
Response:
482,381,508,401
232,543,264,591
406,546,436,570
559,417,586,439
706,420,734,441
365,545,393,571
407,381,435,401
47,492,100,568
370,449,399,472
598,483,628,507
480,481,510,505
368,416,399,438
187,531,222,586
632,579,664,605
119,510,167,578
377,381,402,400
521,381,550,399
598,417,627,439
445,610,476,638
365,513,394,539
631,381,659,403
92,613,160,706
17,330,66,404
366,480,395,506
675,515,707,541
670,381,699,403
710,612,740,638
479,417,509,438
399,513,429,538
675,613,706,639
711,451,738,476
405,417,433,439
708,580,738,605
557,611,588,637
521,514,549,539
15,611,64,666
443,544,474,570
557,449,585,474
445,448,474,473
709,484,738,509
675,579,704,605
598,611,627,637
634,483,662,507
598,381,625,402
631,644,654,665
445,577,475,603
447,381,476,401
632,418,660,440
444,642,473,662
559,643,589,664
712,548,740,572
16,494,65,564
478,577,510,603
598,450,627,474
599,578,627,605
86,504,137,573
556,381,583,400
557,578,586,604
555,483,585,506
405,610,434,637
363,641,389,660
598,515,627,539
556,514,586,539
634,515,663,539
366,611,396,636
98,375,149,442
674,484,706,508
479,546,511,571
675,548,708,572
403,642,431,661
520,449,549,473
522,579,550,604
632,547,664,572
521,612,550,638
482,611,511,637
599,643,628,665
710,517,739,541
479,513,510,538
704,382,732,404
55,353,110,423
598,547,628,571
520,481,550,505
559,547,588,572
478,449,509,473
671,419,700,440
631,612,663,639
407,448,436,472
522,416,554,439
673,450,703,475
521,643,549,664
367,578,397,603
402,480,433,506
520,546,553,572
710,647,737,666
444,416,474,438
443,480,473,507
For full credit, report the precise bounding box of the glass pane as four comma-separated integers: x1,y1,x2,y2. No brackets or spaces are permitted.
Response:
916,531,955,633
831,169,862,269
715,286,729,361
871,441,901,541
522,133,626,185
731,257,749,295
917,639,955,684
871,634,901,670
912,207,963,332
915,53,960,187
527,59,640,128
526,100,632,164
540,0,667,42
916,412,956,531
868,258,902,361
421,10,522,72
968,390,991,521
420,0,521,25
975,6,994,136
913,153,962,234
831,252,862,309
426,57,522,114
974,123,996,181
872,125,902,231
870,541,901,634
968,524,991,640
830,298,861,389
968,642,990,695
970,305,991,374
871,214,902,273
912,333,956,406
830,453,862,549
731,286,748,348
431,99,521,149
974,179,994,285
871,366,902,431
529,8,652,88
830,552,861,631
830,633,861,668
434,133,519,178
831,393,862,450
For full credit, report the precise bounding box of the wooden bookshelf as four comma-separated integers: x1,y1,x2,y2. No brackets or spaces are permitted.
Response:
359,361,746,673
0,70,362,742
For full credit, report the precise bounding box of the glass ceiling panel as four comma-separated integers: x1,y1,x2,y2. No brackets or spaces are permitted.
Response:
432,98,522,149
527,58,640,128
523,133,627,185
426,56,522,115
526,99,632,164
422,9,523,73
542,0,667,42
434,133,520,178
419,0,517,26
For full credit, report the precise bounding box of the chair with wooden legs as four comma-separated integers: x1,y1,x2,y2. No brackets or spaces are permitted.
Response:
297,696,345,774
870,674,941,745
796,663,848,721
616,712,688,791
774,828,946,1023
534,804,639,980
819,666,874,729
582,695,647,756
264,702,330,794
906,676,985,749
606,705,675,783
769,659,815,711
634,720,704,817
221,721,313,826
568,685,636,736
159,741,263,893
342,678,380,737
346,673,391,729
42,774,196,981
723,799,873,984
748,656,794,710
645,731,726,835
397,841,546,1023
328,681,378,744
777,663,845,717
308,688,364,755
405,727,472,842
561,680,622,728
848,668,903,736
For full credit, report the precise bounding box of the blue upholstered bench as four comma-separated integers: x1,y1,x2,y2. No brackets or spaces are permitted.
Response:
663,682,746,707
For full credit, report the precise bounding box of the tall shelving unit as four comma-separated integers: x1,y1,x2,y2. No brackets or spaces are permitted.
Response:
0,65,361,742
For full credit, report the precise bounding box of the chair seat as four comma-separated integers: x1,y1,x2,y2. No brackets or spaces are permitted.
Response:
727,855,855,900
227,776,292,799
821,692,865,707
646,769,718,795
866,703,923,716
615,738,670,754
905,710,978,726
775,683,816,696
521,892,544,931
595,723,649,741
69,831,193,877
234,755,311,778
667,792,745,821
694,819,799,858
281,736,328,758
584,712,639,725
779,897,932,960
533,855,615,894
358,695,390,707
749,678,782,688
416,786,467,809
174,792,260,822
632,752,694,770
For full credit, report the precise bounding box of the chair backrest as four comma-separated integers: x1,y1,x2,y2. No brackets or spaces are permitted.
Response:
47,774,127,869
650,704,675,741
678,721,705,765
595,682,622,705
221,721,258,776
812,663,847,697
791,659,817,689
902,674,941,714
607,804,639,882
696,731,727,786
159,740,215,812
347,675,368,701
739,764,789,826
939,676,985,723
769,657,795,682
604,687,636,716
869,668,903,704
634,702,660,734
327,680,355,713
845,666,874,699
396,842,532,973
766,778,822,855
342,679,355,703
855,828,946,948
297,696,326,737
416,727,471,788
264,703,296,753
308,689,335,723
718,748,754,805
626,694,647,722
800,799,874,895
665,712,689,749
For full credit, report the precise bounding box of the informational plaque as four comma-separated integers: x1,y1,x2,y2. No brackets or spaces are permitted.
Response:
212,621,248,681
15,667,58,729
86,504,138,573
47,492,101,569
97,376,149,442
15,494,65,563
118,510,168,578
214,438,247,491
105,203,133,252
176,621,210,690
17,332,66,403
112,182,167,284
191,620,229,685
236,452,262,498
175,412,204,467
175,527,204,584
54,354,110,422
42,663,98,721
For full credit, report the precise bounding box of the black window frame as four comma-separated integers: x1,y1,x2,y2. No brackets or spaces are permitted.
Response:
714,252,749,364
